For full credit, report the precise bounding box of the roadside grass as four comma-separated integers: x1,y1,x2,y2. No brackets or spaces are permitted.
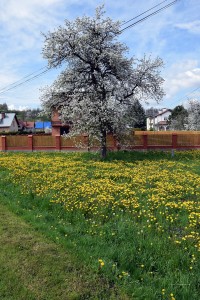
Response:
0,203,125,300
0,150,200,299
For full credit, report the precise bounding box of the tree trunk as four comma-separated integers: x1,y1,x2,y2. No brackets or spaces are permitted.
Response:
100,130,107,159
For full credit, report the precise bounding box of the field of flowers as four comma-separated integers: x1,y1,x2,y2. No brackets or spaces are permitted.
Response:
0,150,199,299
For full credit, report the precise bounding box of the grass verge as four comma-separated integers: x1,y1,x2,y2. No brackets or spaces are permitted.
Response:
0,202,126,300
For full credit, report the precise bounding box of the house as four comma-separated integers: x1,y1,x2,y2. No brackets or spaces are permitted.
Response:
51,109,70,136
0,112,19,132
18,120,25,131
146,108,171,131
23,121,35,132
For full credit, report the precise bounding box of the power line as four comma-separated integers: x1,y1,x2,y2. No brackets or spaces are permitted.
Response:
120,0,179,32
175,86,200,105
0,69,50,96
153,85,200,110
1,1,174,95
121,0,172,26
0,66,47,93
0,0,179,96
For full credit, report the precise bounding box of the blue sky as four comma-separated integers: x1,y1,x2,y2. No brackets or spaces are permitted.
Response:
0,0,200,110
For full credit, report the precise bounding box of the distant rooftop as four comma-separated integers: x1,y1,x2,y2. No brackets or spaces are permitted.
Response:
0,112,18,127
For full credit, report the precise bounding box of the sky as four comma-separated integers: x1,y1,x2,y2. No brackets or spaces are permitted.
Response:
0,0,200,110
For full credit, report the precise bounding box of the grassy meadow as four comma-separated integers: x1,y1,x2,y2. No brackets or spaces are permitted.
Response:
0,150,200,299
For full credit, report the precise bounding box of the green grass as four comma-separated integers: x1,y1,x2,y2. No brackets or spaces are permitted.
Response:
0,202,127,300
0,150,200,299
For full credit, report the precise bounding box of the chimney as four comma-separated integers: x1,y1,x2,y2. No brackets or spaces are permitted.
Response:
0,112,6,119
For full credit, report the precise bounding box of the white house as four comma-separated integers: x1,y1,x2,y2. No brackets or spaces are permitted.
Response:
146,108,171,131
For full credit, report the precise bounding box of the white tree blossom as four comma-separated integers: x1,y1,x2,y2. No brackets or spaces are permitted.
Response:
186,99,200,130
41,6,165,157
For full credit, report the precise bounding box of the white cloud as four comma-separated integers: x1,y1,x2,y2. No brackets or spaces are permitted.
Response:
0,0,68,106
164,60,200,99
0,72,19,90
0,0,65,51
8,104,29,111
175,20,200,34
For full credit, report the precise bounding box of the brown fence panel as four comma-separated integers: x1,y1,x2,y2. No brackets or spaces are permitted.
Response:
135,131,200,135
177,134,200,146
0,136,2,150
90,137,101,148
134,135,143,146
33,136,56,148
61,135,87,149
6,136,28,148
119,133,143,148
106,134,115,148
147,134,172,146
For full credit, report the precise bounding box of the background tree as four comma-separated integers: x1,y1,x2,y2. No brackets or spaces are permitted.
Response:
145,107,159,118
124,99,146,130
41,6,164,158
168,105,188,130
0,103,50,122
25,108,50,121
186,99,200,130
0,102,8,112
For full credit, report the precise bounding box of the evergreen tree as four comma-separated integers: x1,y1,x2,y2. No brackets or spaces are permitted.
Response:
168,105,188,130
0,103,8,112
124,100,146,129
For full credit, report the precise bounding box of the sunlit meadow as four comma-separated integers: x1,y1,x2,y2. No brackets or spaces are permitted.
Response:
0,150,199,299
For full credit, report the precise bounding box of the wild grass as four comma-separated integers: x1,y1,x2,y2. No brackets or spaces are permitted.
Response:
0,203,123,300
0,150,199,299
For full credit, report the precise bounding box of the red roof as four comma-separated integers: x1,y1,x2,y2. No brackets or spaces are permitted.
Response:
23,121,35,128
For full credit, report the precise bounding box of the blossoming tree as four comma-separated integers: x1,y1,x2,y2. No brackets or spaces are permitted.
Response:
41,6,164,158
187,99,200,130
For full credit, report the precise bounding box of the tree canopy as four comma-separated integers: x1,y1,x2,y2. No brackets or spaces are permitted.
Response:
0,103,8,112
124,99,146,130
41,6,165,157
168,105,188,130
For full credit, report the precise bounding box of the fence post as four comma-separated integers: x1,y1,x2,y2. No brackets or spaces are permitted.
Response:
172,134,178,149
113,134,120,151
83,134,89,151
113,134,117,150
28,135,33,151
143,134,148,149
55,135,61,151
1,136,6,151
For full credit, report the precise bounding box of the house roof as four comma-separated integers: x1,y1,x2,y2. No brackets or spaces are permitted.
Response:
156,109,171,117
146,109,171,120
0,113,18,128
23,121,35,128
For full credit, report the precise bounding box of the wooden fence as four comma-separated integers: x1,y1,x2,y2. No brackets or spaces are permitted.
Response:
0,132,200,152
